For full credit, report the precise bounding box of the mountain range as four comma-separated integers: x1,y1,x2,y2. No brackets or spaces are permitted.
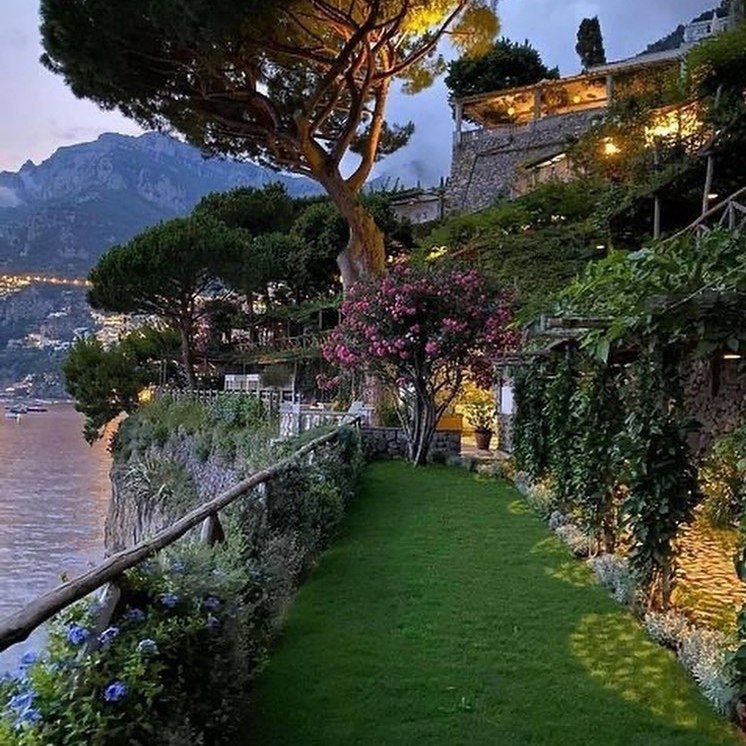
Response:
0,132,318,276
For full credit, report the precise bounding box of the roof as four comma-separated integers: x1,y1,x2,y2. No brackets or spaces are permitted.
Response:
587,44,693,76
456,45,688,108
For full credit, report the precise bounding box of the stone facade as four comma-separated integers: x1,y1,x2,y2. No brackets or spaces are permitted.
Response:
361,426,461,460
683,357,746,458
445,109,603,214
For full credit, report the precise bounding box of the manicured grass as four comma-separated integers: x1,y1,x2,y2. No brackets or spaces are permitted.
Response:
246,463,742,745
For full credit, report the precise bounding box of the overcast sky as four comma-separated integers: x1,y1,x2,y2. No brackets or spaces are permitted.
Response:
0,0,718,181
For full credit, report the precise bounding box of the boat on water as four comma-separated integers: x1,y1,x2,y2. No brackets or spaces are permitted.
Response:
26,406,48,413
5,405,27,415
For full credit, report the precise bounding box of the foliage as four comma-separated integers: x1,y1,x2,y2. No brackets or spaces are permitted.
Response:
63,327,181,443
700,428,746,528
445,37,559,100
40,0,498,285
544,352,577,508
195,183,296,238
689,21,746,122
0,539,260,745
463,393,495,432
88,213,246,388
322,264,516,465
0,428,364,745
576,17,606,69
588,554,635,605
620,355,700,610
418,181,607,313
63,337,146,444
570,360,625,550
111,394,274,466
557,231,746,359
512,361,548,480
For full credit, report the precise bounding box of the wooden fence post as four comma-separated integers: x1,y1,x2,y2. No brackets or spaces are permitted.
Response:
200,514,226,546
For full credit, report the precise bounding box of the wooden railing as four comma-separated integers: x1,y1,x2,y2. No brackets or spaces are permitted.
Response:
153,387,297,414
670,185,746,242
235,331,332,363
0,423,357,653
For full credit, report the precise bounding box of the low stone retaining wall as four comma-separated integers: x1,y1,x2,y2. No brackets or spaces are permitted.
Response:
361,427,461,460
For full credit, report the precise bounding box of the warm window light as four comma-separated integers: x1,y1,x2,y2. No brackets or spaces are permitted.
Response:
708,193,720,201
602,138,621,156
723,353,742,360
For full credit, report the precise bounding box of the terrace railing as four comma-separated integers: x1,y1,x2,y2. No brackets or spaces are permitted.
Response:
670,185,746,243
279,401,373,438
0,423,358,654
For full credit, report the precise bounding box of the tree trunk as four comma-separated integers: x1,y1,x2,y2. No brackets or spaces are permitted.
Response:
410,396,438,467
321,176,386,290
179,321,197,391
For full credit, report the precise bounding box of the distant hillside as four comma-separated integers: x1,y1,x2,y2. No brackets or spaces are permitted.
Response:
0,132,318,275
642,2,729,54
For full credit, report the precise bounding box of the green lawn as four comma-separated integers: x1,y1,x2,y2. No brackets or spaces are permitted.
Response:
246,462,742,746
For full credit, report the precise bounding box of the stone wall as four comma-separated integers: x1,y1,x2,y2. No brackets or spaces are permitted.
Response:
361,427,461,460
684,357,746,458
497,414,515,454
445,109,603,214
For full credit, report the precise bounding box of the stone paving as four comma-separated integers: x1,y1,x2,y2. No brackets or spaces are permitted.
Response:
675,512,744,632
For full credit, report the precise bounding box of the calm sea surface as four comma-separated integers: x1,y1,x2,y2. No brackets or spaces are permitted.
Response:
0,404,111,670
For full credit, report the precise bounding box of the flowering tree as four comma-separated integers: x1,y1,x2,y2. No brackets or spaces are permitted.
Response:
322,264,517,465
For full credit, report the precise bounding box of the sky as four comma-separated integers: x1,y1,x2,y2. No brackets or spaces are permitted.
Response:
0,0,720,181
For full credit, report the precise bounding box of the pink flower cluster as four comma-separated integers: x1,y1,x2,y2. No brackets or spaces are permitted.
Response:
323,264,519,394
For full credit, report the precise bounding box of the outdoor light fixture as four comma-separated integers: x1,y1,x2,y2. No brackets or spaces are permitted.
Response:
603,138,621,156
507,106,516,116
573,94,582,104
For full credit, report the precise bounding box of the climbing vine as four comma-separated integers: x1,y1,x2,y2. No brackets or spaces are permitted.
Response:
570,359,625,552
620,350,700,610
544,351,578,508
512,360,548,480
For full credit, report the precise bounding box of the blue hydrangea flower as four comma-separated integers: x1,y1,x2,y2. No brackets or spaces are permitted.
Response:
18,651,37,669
158,592,178,609
169,559,185,573
136,638,159,655
206,614,220,630
14,707,42,729
98,626,120,647
8,691,35,712
124,607,146,623
103,681,127,703
202,596,221,611
66,624,89,646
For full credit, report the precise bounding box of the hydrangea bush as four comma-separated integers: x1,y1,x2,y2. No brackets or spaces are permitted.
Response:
0,427,364,745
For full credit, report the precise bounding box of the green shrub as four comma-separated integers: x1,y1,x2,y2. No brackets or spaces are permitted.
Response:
700,428,746,528
0,429,364,746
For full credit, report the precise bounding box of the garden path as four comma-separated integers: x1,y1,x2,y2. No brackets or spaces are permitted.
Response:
246,463,741,746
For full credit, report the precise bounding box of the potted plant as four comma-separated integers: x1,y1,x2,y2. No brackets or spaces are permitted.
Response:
465,399,495,451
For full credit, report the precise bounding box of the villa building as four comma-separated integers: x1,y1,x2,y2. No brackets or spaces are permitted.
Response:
445,10,735,214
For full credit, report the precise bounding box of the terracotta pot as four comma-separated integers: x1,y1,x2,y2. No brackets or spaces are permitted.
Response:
474,429,493,451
